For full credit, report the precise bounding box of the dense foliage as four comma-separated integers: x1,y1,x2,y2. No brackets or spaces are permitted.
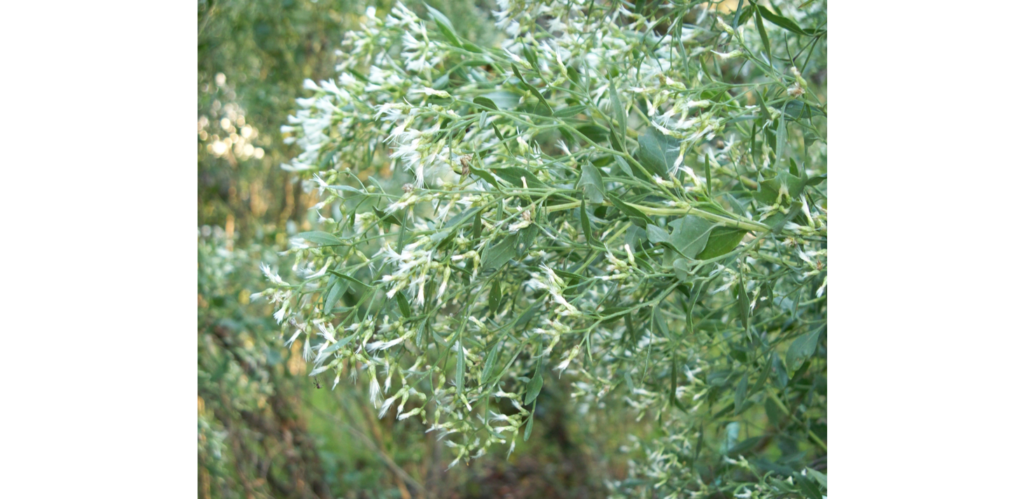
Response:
252,0,826,497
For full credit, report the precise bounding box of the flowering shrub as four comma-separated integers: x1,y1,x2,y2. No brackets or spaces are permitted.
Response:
258,0,827,496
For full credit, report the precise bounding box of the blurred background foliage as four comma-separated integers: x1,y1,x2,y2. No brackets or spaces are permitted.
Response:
199,0,627,497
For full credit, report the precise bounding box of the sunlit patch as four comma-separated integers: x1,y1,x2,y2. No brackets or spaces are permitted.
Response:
207,140,226,155
288,339,306,376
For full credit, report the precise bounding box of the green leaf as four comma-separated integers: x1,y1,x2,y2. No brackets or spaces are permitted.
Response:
752,356,772,395
566,66,581,87
775,108,787,167
516,224,539,257
754,5,815,36
472,212,482,239
608,126,626,153
653,306,670,338
580,199,594,244
329,272,373,295
511,64,552,114
491,166,548,190
737,275,750,330
753,171,804,205
609,156,630,179
609,78,626,141
373,207,402,230
703,154,713,195
696,227,747,259
726,437,760,457
320,333,356,356
579,164,605,204
607,193,653,228
297,231,344,246
524,365,544,404
523,410,535,441
811,471,827,489
667,215,715,258
469,165,499,187
636,127,678,177
575,123,609,143
488,281,502,312
553,105,588,118
481,91,520,110
806,173,827,186
772,352,790,390
734,374,749,415
481,342,500,384
522,46,539,70
754,7,771,60
396,292,412,318
753,89,772,121
324,278,346,313
481,235,517,272
798,477,823,499
786,325,824,370
515,301,542,328
672,258,689,281
424,4,462,47
806,468,828,490
473,96,498,111
731,0,747,29
456,341,465,394
646,224,671,246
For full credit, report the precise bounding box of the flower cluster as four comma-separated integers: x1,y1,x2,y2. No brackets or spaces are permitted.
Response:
258,1,827,496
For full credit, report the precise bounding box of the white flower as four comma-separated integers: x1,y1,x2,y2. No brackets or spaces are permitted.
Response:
366,336,406,353
411,88,451,99
260,263,287,286
369,374,382,408
713,50,744,60
273,305,287,324
284,329,303,347
397,407,422,420
305,262,330,280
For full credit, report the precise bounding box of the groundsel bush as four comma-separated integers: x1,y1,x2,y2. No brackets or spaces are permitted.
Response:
256,1,826,496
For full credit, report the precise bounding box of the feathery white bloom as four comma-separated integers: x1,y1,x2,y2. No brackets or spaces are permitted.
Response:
398,407,422,420
273,304,288,324
369,374,382,408
302,337,313,361
411,87,451,99
260,263,287,286
366,336,406,353
305,262,330,280
315,321,336,344
284,329,303,347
